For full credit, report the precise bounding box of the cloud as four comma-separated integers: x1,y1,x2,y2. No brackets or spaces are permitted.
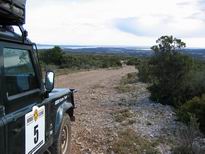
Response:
114,16,205,38
24,0,205,47
188,12,205,23
114,16,174,37
185,0,205,22
177,1,191,6
197,0,205,10
114,17,140,36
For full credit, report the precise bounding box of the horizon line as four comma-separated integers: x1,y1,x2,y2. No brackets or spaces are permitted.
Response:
37,44,205,49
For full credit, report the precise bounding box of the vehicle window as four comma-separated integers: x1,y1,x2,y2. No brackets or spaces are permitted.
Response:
3,48,38,96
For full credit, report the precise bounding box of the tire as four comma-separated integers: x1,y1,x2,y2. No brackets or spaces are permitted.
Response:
52,114,71,154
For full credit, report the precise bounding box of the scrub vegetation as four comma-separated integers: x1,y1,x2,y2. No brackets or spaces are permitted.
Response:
39,46,123,72
112,109,134,123
137,35,205,134
115,72,138,93
112,129,158,154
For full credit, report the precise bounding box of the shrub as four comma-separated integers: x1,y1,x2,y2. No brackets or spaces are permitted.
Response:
173,116,200,154
178,95,205,133
39,46,65,65
112,109,134,123
39,47,122,70
137,59,152,83
120,72,138,84
139,36,205,106
149,50,194,106
112,129,158,154
137,36,205,134
61,54,122,69
115,73,137,93
185,66,205,99
126,57,140,65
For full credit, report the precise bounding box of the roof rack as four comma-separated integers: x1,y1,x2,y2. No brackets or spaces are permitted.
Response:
0,0,26,25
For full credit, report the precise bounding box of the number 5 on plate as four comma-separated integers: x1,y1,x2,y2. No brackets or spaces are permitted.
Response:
25,106,45,154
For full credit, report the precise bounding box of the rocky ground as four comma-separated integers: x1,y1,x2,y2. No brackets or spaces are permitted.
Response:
56,66,205,154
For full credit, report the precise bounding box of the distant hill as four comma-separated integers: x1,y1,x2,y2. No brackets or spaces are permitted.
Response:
37,44,205,59
63,47,153,57
182,48,205,59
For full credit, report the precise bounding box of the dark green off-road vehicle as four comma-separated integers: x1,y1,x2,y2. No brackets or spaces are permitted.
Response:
0,1,76,154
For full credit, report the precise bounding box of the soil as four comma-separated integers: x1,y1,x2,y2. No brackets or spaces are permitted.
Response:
56,66,136,153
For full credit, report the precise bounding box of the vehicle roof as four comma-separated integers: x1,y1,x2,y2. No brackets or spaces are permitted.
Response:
0,26,32,45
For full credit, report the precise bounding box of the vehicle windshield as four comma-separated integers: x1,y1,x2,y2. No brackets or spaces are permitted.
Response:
3,48,38,96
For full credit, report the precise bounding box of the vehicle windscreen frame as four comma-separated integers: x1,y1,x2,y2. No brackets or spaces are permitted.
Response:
0,41,41,103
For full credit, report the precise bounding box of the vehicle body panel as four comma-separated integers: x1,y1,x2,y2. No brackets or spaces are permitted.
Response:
2,90,74,154
0,120,5,154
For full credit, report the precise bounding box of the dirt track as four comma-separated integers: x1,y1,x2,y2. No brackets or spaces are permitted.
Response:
56,66,136,90
56,66,136,153
56,66,205,154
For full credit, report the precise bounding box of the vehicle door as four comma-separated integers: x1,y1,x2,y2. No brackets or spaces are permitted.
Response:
1,42,46,154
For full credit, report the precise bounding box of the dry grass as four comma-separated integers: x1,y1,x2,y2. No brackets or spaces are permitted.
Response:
55,68,90,76
173,116,201,154
42,64,89,76
112,109,134,123
115,84,136,93
112,129,159,154
120,72,138,84
115,72,138,93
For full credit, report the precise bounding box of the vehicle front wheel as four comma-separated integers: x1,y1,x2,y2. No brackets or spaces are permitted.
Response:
52,114,71,154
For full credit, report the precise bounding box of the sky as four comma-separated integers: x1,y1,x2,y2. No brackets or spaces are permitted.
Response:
25,0,205,48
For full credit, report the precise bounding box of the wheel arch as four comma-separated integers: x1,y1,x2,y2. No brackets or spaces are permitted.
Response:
54,101,73,138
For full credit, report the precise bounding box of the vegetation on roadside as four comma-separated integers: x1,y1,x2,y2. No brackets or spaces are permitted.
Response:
39,46,122,73
136,35,205,134
126,57,141,66
112,109,134,123
112,129,159,154
177,95,205,133
173,116,201,154
138,58,152,83
115,72,138,93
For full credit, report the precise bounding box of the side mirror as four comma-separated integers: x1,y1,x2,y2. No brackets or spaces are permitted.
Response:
45,71,55,92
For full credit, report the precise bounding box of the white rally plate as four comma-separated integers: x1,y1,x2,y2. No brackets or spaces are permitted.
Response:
25,106,45,154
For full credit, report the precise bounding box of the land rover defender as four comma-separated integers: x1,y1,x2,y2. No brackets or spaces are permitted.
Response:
0,0,76,154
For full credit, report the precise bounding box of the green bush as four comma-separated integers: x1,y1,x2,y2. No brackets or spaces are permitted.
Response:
126,57,140,65
39,46,65,66
61,54,122,69
185,70,205,99
137,36,205,133
145,36,194,106
178,95,205,133
149,52,194,106
137,59,152,83
39,46,122,70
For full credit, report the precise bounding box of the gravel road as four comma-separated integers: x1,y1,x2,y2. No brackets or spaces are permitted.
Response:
56,66,136,154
